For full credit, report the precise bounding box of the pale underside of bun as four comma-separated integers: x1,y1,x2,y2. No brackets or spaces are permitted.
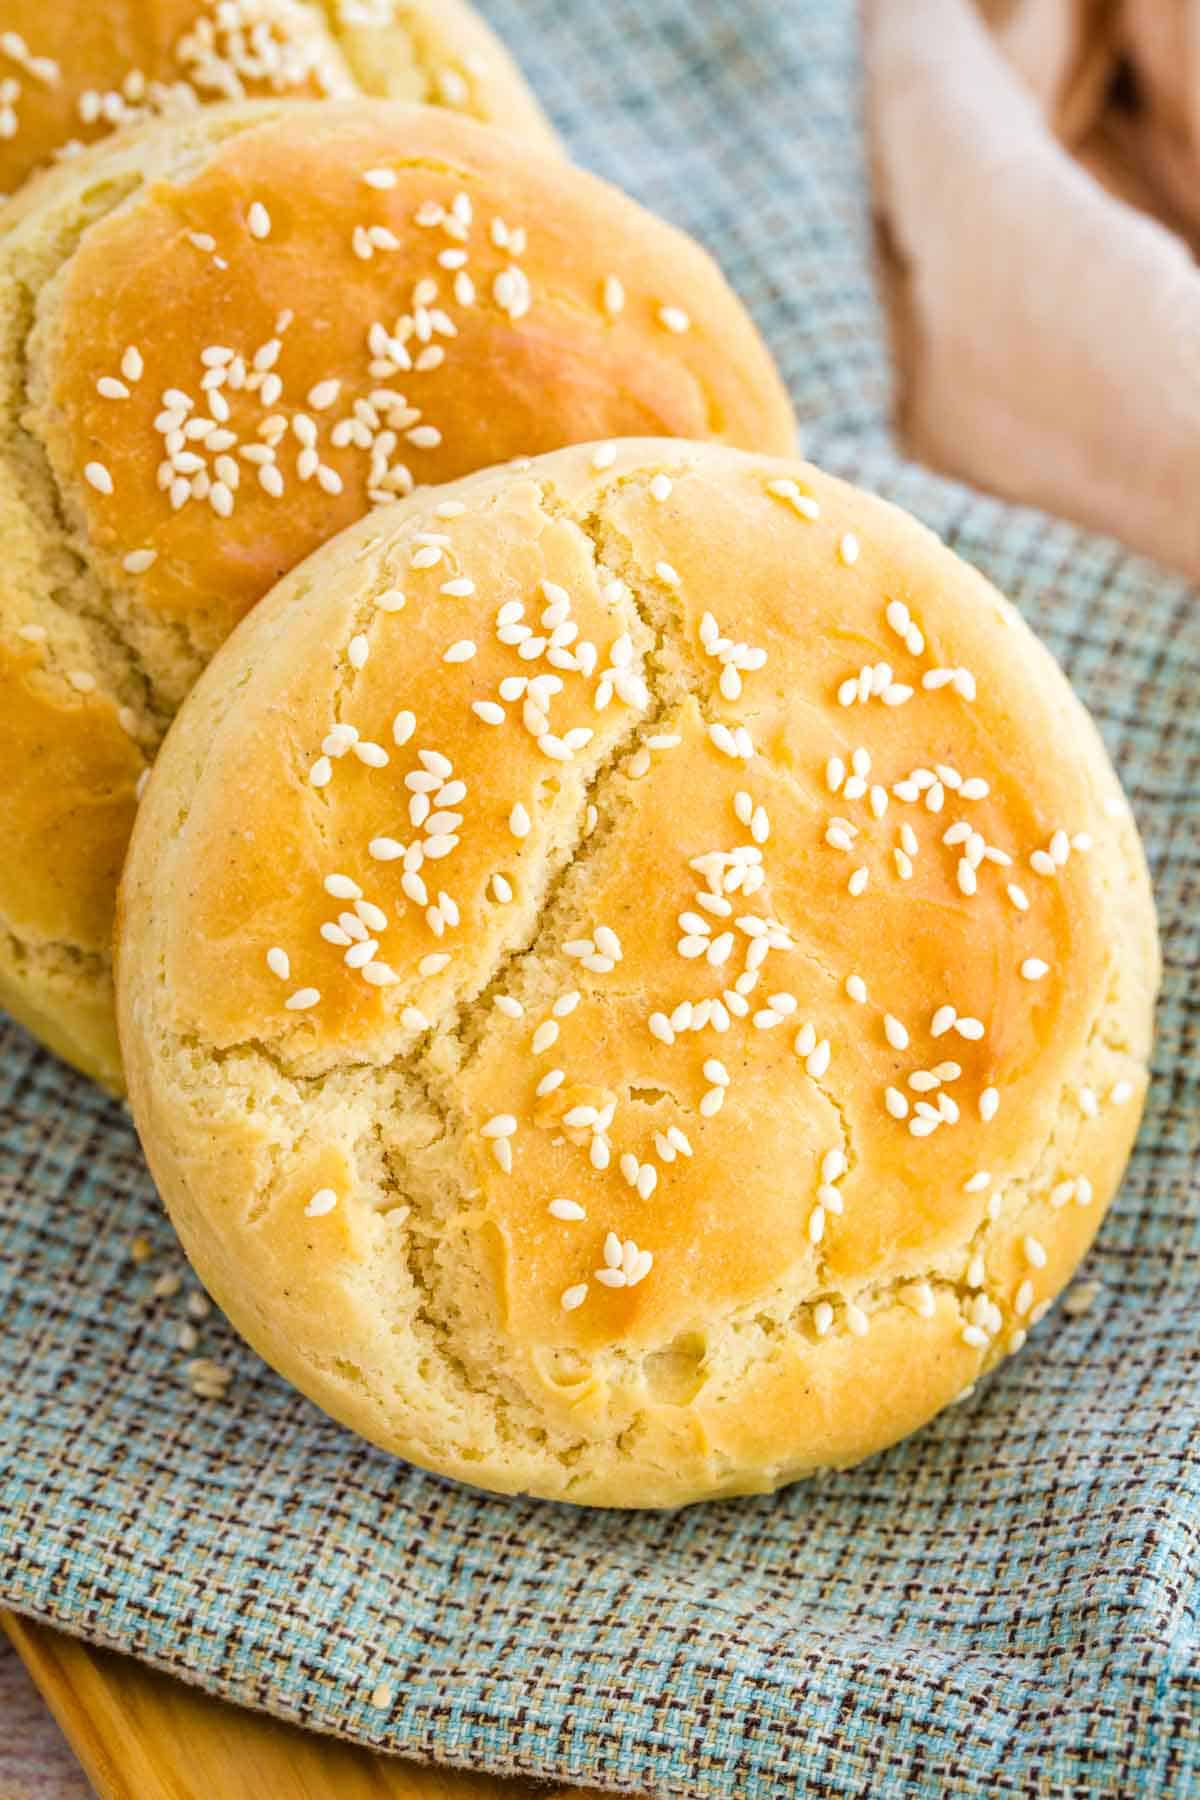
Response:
0,0,557,206
0,100,794,1088
117,441,1158,1508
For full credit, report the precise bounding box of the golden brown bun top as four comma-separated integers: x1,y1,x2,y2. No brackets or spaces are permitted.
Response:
34,99,794,648
0,97,792,1088
0,0,555,199
117,443,1158,1505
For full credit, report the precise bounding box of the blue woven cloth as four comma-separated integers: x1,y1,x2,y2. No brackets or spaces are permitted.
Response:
2,3,1198,1793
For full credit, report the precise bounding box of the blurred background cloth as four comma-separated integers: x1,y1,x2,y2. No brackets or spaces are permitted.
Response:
871,0,1200,578
0,5,1197,1797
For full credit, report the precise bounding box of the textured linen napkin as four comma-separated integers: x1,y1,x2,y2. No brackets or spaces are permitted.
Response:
871,0,1200,580
1,4,1197,1795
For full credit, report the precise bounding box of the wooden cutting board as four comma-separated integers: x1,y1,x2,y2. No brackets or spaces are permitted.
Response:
3,1613,610,1800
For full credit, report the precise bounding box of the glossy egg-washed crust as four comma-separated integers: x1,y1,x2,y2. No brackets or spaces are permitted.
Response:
117,441,1159,1509
0,0,557,206
0,100,795,1087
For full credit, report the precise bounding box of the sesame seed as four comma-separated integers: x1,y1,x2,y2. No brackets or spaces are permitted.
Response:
597,272,627,318
305,1188,338,1218
1021,957,1050,982
1007,883,1030,912
491,874,513,904
354,742,389,769
821,1150,846,1185
848,866,869,896
649,474,673,502
121,346,144,382
509,803,531,838
549,1198,586,1221
481,1114,517,1138
979,1086,999,1122
1063,1280,1101,1317
364,168,398,189
591,443,617,470
532,1020,559,1054
364,964,399,987
248,201,271,239
67,670,96,693
883,1014,909,1051
658,305,690,333
561,1283,588,1311
444,639,476,664
266,948,290,980
961,1324,989,1350
348,634,370,670
84,461,114,494
1110,1079,1134,1105
1023,1235,1048,1269
839,533,860,566
473,700,505,724
324,874,362,900
309,756,332,788
285,988,320,1010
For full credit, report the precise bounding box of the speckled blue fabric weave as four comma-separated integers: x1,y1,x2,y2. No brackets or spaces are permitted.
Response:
1,3,1197,1794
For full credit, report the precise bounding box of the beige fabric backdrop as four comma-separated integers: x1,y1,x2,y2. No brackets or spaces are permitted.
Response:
871,0,1200,579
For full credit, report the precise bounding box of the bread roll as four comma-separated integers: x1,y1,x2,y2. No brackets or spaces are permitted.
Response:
0,100,794,1085
117,441,1159,1508
0,0,555,204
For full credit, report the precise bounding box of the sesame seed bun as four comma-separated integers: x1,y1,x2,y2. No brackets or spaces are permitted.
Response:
116,441,1159,1508
0,0,556,206
0,101,795,1087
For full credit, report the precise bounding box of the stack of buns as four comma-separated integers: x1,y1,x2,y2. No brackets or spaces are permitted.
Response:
1,2,1157,1507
